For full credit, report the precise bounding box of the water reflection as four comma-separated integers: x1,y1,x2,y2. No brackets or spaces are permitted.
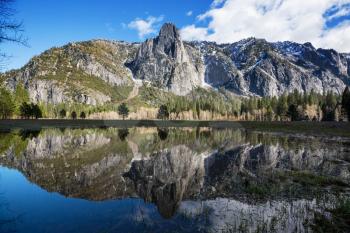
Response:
118,128,129,141
0,127,349,232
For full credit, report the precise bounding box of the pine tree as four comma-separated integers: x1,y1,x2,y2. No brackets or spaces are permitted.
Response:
118,103,129,120
287,104,299,121
342,86,350,120
71,111,77,120
59,109,66,118
157,105,169,120
80,111,86,119
31,103,42,119
19,102,31,119
277,95,288,118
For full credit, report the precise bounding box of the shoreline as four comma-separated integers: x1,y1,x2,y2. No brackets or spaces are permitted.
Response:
0,119,350,138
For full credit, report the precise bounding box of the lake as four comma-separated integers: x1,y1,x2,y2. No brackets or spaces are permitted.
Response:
0,126,349,233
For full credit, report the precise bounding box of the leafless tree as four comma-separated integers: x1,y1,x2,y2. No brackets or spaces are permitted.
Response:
0,0,27,68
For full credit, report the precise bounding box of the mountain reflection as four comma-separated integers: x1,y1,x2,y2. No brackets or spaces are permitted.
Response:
0,127,349,232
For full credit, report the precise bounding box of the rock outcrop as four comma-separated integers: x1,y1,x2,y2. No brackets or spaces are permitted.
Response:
128,23,205,95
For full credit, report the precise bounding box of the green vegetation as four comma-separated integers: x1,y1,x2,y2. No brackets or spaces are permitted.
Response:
59,109,66,118
157,105,169,120
118,103,129,120
0,69,349,121
240,89,341,121
71,111,77,119
342,86,350,120
19,102,43,119
0,83,43,119
0,87,15,119
80,111,86,119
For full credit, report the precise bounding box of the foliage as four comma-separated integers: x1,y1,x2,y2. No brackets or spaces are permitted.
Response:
0,87,15,119
59,109,66,118
80,111,86,119
13,83,30,114
71,111,77,119
239,89,341,121
342,86,350,119
19,102,42,119
157,105,169,120
118,103,129,120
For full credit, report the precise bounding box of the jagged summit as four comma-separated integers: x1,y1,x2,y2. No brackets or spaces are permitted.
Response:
156,23,182,58
129,23,204,95
158,23,181,40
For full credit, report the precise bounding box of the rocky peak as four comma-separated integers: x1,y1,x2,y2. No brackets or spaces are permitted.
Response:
129,23,204,95
158,23,180,41
155,23,181,58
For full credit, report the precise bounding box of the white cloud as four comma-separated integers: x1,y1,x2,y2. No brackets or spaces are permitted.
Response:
187,11,193,16
180,0,350,52
128,15,164,39
181,25,208,41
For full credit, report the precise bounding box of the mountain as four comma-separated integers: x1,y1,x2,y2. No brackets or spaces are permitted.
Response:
127,23,205,95
1,23,349,106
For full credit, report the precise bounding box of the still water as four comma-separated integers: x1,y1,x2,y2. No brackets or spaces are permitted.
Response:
0,127,349,233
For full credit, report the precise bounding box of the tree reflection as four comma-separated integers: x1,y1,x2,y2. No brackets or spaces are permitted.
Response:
118,128,129,141
157,128,169,141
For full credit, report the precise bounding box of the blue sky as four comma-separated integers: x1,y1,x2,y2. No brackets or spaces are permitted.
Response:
1,0,212,71
2,0,350,71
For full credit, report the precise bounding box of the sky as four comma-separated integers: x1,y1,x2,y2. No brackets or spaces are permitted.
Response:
1,0,350,71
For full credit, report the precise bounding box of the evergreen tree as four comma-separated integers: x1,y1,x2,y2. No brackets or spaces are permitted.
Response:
80,111,86,119
0,87,15,119
276,95,288,118
266,105,274,121
59,109,66,118
342,86,350,119
157,105,169,120
118,103,129,120
19,102,31,119
31,103,42,119
287,104,300,121
71,111,77,120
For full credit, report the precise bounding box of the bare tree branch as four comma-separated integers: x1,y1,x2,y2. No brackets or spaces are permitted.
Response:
0,0,27,70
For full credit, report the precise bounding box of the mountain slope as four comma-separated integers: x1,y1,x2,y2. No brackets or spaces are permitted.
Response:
1,23,349,106
1,40,139,105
